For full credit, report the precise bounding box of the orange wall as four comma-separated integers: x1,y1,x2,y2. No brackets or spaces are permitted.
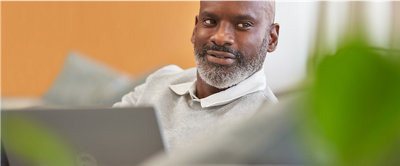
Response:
1,1,199,97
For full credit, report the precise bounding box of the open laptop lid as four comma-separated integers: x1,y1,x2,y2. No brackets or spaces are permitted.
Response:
2,107,165,166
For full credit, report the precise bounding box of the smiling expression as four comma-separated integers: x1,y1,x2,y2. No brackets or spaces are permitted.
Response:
192,1,277,89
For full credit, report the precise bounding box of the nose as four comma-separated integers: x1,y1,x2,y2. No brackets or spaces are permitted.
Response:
210,21,234,47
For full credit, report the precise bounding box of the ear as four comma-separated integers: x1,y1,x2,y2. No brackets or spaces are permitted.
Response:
191,15,199,44
267,23,280,52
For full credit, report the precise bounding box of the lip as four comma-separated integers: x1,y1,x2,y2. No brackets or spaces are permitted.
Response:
206,50,236,66
207,50,236,59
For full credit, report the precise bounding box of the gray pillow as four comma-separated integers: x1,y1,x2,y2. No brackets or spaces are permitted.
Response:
43,52,136,107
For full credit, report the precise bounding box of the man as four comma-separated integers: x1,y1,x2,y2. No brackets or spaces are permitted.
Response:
114,1,280,151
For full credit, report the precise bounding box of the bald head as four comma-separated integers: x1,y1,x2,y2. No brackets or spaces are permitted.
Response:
200,1,276,27
264,0,276,24
193,1,280,90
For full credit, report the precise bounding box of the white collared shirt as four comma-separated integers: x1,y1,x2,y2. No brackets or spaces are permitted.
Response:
114,65,277,151
169,67,276,108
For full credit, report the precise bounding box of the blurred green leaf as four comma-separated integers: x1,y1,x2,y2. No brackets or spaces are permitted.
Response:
303,41,400,166
3,114,75,166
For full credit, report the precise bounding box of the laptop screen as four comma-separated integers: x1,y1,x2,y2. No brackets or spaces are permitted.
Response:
2,107,164,166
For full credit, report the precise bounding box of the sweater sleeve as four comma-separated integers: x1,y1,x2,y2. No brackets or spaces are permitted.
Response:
112,65,184,107
112,83,146,107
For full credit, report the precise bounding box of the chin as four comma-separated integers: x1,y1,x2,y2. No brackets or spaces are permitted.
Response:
197,65,246,89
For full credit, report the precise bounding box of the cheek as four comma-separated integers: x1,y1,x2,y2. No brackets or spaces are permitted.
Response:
194,28,213,44
236,34,264,58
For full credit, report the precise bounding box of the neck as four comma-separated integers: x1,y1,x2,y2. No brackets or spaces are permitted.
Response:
195,72,226,99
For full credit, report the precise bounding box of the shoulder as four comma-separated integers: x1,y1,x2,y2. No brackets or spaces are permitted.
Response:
263,87,279,104
236,90,275,106
146,65,196,84
150,65,184,76
113,65,196,107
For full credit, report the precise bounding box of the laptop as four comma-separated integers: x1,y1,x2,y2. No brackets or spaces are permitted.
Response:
1,107,165,166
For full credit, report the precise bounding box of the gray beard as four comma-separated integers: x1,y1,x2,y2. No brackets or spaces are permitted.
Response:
194,37,268,89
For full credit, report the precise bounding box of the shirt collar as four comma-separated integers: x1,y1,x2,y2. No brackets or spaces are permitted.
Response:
169,68,268,108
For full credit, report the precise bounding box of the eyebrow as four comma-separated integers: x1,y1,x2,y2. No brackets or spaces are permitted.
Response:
235,14,256,21
200,11,218,19
200,11,256,21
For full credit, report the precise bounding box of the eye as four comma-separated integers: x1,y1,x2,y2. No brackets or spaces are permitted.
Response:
203,18,216,26
237,22,253,29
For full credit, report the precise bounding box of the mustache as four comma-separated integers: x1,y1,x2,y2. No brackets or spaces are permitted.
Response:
201,45,242,59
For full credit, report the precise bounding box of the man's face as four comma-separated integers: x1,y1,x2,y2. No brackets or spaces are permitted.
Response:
192,1,275,89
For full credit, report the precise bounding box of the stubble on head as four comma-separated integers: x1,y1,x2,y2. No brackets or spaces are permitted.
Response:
193,1,276,89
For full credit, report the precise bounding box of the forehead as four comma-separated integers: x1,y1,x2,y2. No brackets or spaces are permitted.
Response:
199,1,267,21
